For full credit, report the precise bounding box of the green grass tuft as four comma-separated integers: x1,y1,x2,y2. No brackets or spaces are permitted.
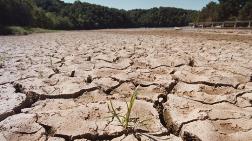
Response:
108,89,144,129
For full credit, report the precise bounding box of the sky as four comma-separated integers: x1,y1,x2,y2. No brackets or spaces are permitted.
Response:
63,0,218,10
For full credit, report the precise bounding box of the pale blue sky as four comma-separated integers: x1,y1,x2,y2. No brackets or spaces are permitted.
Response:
63,0,218,10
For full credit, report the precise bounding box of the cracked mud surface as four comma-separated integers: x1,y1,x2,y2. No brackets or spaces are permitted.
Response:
0,29,252,141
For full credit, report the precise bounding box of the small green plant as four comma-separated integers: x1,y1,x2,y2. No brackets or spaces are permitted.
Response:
108,89,138,129
107,88,151,130
0,56,5,68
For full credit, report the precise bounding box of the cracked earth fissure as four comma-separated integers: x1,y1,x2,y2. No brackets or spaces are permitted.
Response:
153,77,252,140
50,128,151,141
0,83,100,122
179,79,240,89
0,84,40,121
1,30,252,141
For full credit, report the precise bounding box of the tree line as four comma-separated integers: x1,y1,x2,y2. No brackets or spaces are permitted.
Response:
198,0,252,22
0,0,197,30
1,0,250,30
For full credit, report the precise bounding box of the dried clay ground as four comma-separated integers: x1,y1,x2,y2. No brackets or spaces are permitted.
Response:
0,28,252,141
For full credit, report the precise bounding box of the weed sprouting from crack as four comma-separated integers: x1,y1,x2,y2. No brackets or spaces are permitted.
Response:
106,88,151,130
0,55,5,68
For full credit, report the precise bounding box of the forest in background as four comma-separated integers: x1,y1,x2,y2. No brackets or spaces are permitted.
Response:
199,0,252,22
0,0,251,33
0,0,197,30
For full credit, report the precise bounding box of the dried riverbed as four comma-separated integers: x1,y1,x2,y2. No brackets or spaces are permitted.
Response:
0,29,252,141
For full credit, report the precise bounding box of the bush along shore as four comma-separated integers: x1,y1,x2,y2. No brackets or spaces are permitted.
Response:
0,26,56,35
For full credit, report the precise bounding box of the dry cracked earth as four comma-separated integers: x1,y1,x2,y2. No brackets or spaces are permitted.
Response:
0,29,252,141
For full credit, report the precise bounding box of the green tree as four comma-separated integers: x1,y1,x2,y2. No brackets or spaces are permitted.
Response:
198,0,252,22
199,2,219,22
0,0,36,26
239,1,252,20
218,0,248,20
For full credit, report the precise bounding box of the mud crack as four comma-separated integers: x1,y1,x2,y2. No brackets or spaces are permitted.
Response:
54,128,149,141
176,89,252,106
0,83,100,122
0,83,40,122
179,79,239,89
153,78,178,132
